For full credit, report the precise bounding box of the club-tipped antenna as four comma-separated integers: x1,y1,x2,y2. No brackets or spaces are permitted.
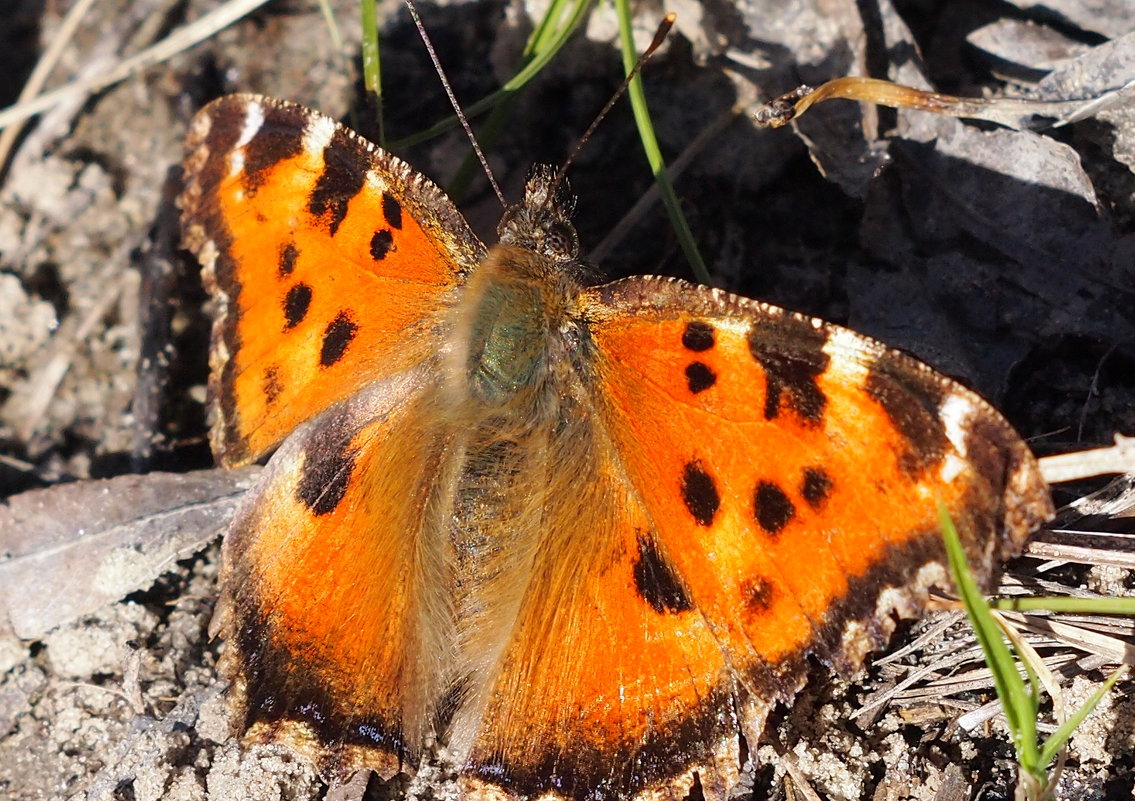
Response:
547,12,676,201
405,0,507,207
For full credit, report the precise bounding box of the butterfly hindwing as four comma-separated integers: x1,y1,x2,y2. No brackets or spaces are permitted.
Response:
180,95,486,466
217,363,458,777
446,398,747,801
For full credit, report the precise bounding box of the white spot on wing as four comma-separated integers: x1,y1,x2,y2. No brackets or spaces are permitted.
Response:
236,101,265,148
366,169,388,193
715,316,752,339
941,452,966,482
227,101,265,179
228,150,244,179
303,114,336,155
822,327,872,384
938,391,975,483
939,390,973,457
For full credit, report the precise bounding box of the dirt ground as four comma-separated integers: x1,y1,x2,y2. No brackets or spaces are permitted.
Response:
1,0,1134,799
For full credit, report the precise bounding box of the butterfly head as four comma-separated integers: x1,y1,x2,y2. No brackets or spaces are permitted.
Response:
497,165,579,264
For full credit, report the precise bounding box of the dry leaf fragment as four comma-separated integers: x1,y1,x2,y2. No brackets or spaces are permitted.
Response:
0,466,260,639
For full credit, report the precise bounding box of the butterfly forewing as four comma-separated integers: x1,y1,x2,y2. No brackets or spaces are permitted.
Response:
576,275,1051,673
180,95,485,466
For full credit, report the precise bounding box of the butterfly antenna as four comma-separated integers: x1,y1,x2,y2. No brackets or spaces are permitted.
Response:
405,0,507,207
548,12,676,202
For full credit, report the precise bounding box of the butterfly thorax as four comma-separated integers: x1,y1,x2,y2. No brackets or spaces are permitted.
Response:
452,169,585,413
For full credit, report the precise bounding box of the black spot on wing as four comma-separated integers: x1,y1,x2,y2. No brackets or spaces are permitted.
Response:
801,467,832,509
747,317,829,424
681,461,719,527
263,365,283,405
754,480,795,535
681,321,715,352
370,229,395,260
320,311,359,367
742,575,775,614
633,533,694,614
308,129,367,236
283,283,313,329
685,362,717,394
278,241,299,277
864,358,948,475
295,435,356,516
241,103,305,193
383,191,403,229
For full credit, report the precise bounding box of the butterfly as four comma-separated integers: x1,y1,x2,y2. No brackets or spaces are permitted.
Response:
179,94,1053,801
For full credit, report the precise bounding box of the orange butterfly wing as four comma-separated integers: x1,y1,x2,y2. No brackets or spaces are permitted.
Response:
180,95,484,466
179,94,481,775
447,394,744,801
455,274,1052,801
215,365,453,778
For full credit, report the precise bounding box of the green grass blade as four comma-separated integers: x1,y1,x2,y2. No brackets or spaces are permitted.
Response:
993,611,1048,779
993,595,1135,615
943,508,1129,795
611,0,710,285
360,0,384,146
940,506,1039,767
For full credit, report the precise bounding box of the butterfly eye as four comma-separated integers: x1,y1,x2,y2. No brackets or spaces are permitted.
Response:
544,220,579,262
